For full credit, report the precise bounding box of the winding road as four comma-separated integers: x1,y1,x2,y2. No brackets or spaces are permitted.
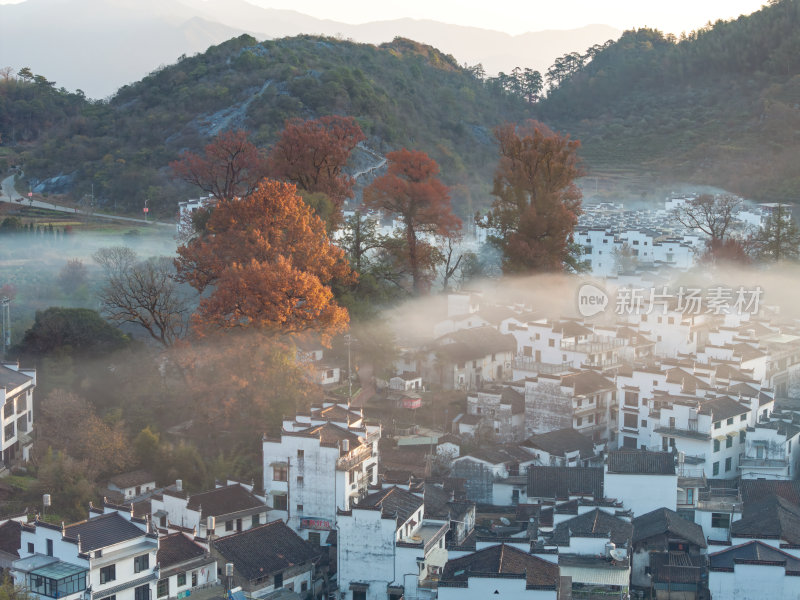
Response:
0,173,174,227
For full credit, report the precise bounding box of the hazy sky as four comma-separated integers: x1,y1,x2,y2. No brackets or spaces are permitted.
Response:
244,0,769,35
0,0,769,36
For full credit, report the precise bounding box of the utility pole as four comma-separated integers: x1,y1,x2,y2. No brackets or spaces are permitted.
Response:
1,297,10,359
344,334,356,406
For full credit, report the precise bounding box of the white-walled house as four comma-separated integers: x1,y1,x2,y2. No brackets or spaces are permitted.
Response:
604,450,678,516
739,420,800,480
336,486,448,600
13,507,158,600
155,532,217,600
709,541,800,600
107,471,156,501
263,419,380,543
150,482,269,538
0,362,35,467
439,544,559,600
211,520,321,599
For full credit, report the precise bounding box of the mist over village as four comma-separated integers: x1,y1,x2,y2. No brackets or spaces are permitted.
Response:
1,1,800,600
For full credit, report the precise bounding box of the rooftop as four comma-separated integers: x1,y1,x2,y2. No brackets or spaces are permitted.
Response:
186,484,266,519
63,511,147,551
607,450,676,475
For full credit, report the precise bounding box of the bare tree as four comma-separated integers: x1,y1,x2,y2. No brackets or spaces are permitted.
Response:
94,247,189,346
672,194,741,243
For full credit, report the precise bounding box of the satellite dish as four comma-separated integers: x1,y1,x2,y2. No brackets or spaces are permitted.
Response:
610,548,627,562
499,517,510,526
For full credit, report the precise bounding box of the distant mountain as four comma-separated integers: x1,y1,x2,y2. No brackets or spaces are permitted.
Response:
10,35,536,217
0,0,620,99
535,0,800,202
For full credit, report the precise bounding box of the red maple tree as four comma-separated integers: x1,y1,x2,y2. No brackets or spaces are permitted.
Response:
267,116,366,224
363,149,461,294
170,130,269,200
175,179,354,342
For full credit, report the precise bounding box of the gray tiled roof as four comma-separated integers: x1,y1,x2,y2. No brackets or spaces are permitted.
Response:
527,466,604,500
607,450,676,475
522,428,594,458
551,508,633,547
441,544,558,588
64,511,147,551
187,484,266,519
731,495,800,544
633,508,706,548
213,520,320,581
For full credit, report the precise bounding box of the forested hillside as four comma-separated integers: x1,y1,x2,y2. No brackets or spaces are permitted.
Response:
537,0,800,201
3,35,533,218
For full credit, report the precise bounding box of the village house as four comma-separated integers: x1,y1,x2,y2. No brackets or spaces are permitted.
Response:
155,532,217,599
630,507,707,592
336,486,448,600
604,450,678,516
211,520,321,599
429,326,516,390
13,506,158,600
739,419,800,480
451,446,535,506
438,544,560,600
0,362,35,468
521,427,598,467
107,470,157,502
708,540,800,599
149,481,269,538
456,387,525,443
263,414,380,544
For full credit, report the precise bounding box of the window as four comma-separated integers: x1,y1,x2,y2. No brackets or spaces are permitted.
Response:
740,414,747,421
714,422,721,429
712,462,720,476
726,436,733,448
157,579,169,598
623,413,638,429
100,565,116,585
274,573,283,589
273,494,288,510
3,402,12,419
177,572,187,587
711,513,731,529
252,513,260,527
134,554,149,573
273,465,288,481
46,539,53,557
725,457,732,472
297,504,304,513
297,475,304,486
686,488,694,504
576,417,583,426
587,415,594,423
27,542,33,554
641,420,647,428
669,417,676,428
308,532,321,546
624,391,638,407
576,398,582,407
548,339,554,347
740,430,746,443
225,520,233,532
727,417,734,426
192,572,198,587
134,585,149,600
297,449,304,459
714,439,720,452
301,582,308,593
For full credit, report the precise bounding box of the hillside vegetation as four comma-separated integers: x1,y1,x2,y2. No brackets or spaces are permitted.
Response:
537,0,800,201
5,35,534,218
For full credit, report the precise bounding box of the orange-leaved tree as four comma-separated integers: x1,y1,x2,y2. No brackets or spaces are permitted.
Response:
175,179,354,342
479,120,583,273
267,116,366,225
170,130,269,201
363,149,461,295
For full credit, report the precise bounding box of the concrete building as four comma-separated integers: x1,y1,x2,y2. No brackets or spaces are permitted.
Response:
263,417,380,543
709,541,800,600
0,362,35,467
155,532,217,599
604,450,678,516
13,507,158,600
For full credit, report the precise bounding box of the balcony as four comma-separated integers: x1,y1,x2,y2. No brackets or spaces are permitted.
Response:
561,337,625,354
513,356,574,374
336,446,372,471
739,456,789,470
697,488,742,512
